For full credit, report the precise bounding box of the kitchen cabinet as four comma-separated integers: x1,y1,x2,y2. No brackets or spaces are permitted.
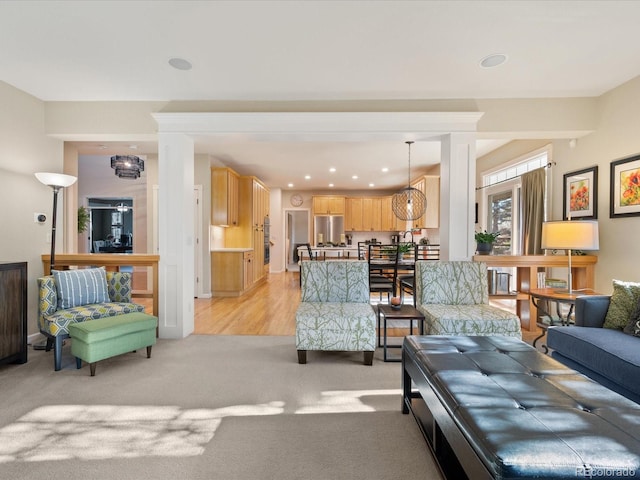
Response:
362,198,382,231
411,175,440,229
211,167,239,226
0,262,27,365
224,176,269,285
345,197,363,231
312,196,345,215
381,196,402,232
211,250,253,296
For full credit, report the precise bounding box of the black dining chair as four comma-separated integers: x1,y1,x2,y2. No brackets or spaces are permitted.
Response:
367,244,399,302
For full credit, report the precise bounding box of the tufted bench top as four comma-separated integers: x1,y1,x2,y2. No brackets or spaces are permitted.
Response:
402,335,640,479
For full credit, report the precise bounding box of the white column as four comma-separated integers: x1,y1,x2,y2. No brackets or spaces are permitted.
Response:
157,133,195,338
440,133,476,260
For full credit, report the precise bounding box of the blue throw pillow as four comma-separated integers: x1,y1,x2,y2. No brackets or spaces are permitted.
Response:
53,267,110,310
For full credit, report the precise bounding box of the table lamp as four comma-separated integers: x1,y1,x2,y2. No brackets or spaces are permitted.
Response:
541,220,599,293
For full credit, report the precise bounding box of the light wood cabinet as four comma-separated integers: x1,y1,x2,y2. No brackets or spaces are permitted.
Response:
211,167,239,226
312,196,345,215
362,198,382,231
224,176,269,285
411,175,440,229
381,196,402,232
211,251,253,296
345,197,363,231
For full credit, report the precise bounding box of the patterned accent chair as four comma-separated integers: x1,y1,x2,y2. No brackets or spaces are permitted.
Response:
38,271,145,371
414,261,522,338
296,260,376,365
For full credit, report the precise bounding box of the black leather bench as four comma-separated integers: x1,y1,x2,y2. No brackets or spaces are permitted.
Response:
402,335,640,480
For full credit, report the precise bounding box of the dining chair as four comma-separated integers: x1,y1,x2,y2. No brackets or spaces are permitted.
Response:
399,243,440,306
367,243,399,302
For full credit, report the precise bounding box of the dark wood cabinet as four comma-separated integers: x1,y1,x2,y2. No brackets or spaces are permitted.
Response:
0,262,27,365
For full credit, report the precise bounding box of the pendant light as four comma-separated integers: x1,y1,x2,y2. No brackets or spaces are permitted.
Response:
392,141,427,221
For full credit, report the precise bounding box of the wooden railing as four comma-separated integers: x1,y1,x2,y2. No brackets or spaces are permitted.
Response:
41,254,160,317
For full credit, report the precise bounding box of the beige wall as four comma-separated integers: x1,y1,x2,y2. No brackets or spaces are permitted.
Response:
0,81,64,335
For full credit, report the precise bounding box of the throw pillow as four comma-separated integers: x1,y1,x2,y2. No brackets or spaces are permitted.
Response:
53,267,110,310
623,297,640,337
603,279,640,330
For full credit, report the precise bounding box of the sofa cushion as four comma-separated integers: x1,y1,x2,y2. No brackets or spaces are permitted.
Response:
417,304,522,338
43,302,145,337
295,302,376,351
53,267,109,309
624,297,640,337
547,326,640,400
603,279,640,330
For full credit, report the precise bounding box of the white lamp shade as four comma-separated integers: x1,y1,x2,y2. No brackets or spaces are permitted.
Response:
541,220,599,251
35,172,77,188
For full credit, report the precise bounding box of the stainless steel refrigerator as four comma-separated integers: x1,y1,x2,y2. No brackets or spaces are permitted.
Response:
314,215,345,246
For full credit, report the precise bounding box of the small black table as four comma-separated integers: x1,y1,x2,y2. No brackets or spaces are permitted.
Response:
377,304,425,362
529,288,600,353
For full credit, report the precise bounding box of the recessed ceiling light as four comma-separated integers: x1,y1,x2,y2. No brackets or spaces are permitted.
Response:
329,183,334,188
304,175,311,180
352,175,358,180
329,167,336,173
168,57,193,71
129,144,138,150
287,183,294,188
381,167,389,173
480,53,508,68
369,183,375,187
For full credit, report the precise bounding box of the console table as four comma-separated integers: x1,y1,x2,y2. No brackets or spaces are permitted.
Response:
0,262,27,365
473,255,598,332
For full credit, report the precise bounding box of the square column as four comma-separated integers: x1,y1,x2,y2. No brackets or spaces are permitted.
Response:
440,133,476,260
157,133,195,338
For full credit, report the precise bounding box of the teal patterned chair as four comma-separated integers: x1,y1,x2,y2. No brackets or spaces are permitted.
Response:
296,260,376,365
38,269,145,371
414,261,522,338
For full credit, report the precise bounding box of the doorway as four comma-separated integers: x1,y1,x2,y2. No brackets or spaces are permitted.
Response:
87,197,134,253
285,210,310,272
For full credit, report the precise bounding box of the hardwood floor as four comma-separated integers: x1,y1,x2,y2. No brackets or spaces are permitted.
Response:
194,271,541,346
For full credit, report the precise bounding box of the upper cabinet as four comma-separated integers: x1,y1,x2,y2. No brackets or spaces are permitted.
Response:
411,175,440,229
345,197,363,231
312,196,345,215
381,196,403,232
211,167,239,226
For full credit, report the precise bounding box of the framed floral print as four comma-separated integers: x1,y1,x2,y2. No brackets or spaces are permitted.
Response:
563,166,598,220
610,153,640,218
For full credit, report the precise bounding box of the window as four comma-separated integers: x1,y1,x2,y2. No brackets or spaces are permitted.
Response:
480,146,551,255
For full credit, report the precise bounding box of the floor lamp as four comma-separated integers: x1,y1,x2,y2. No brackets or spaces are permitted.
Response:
541,220,599,294
35,172,77,275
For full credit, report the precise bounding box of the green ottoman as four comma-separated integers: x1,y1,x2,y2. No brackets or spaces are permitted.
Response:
68,312,158,376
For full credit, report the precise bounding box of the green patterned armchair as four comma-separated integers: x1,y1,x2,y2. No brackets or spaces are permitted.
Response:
38,270,145,371
296,260,376,365
414,261,522,338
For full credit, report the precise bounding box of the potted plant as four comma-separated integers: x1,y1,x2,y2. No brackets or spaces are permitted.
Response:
77,206,90,234
474,230,499,255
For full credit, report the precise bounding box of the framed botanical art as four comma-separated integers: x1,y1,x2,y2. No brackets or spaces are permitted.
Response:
610,153,640,218
563,166,598,220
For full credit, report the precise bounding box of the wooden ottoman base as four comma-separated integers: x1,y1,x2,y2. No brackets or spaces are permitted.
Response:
68,312,158,376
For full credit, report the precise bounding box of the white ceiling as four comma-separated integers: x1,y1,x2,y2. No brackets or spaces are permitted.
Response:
3,1,640,190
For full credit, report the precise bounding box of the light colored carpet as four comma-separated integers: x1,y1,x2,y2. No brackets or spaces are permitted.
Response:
0,335,443,480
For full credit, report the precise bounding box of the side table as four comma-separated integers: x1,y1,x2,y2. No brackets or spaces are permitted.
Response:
529,288,599,353
377,304,425,362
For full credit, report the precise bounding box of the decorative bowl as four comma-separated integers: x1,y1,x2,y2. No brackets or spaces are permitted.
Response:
390,304,402,310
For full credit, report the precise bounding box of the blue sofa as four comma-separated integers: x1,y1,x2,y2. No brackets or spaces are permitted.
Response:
547,295,640,403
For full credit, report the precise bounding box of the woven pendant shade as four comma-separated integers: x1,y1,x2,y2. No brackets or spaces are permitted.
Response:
392,141,427,221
